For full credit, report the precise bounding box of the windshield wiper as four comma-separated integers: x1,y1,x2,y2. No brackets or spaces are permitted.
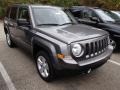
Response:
37,23,74,26
37,24,59,26
59,22,74,26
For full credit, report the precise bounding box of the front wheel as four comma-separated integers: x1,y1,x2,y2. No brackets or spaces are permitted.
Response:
36,51,55,82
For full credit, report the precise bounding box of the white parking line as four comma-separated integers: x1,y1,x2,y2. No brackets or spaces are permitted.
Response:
0,62,16,90
109,60,120,66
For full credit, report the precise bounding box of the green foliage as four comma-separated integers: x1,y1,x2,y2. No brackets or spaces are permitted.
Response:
46,0,80,7
0,0,120,18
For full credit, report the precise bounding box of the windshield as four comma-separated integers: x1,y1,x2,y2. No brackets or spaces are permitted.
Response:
111,11,120,18
32,7,74,26
95,9,120,22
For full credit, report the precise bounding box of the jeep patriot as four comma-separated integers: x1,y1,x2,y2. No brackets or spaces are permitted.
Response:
4,4,114,82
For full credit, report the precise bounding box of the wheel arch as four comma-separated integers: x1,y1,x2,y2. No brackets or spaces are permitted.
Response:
32,37,59,68
4,26,8,34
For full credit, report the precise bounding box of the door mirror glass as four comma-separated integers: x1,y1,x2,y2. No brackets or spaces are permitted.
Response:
17,19,30,26
75,17,80,22
18,7,30,27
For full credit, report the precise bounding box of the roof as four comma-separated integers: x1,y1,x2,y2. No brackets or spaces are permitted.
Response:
9,4,62,9
71,6,100,10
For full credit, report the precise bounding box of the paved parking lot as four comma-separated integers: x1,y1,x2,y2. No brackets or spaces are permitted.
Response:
0,21,120,90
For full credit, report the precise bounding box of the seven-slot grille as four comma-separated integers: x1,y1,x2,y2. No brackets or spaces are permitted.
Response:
79,36,109,61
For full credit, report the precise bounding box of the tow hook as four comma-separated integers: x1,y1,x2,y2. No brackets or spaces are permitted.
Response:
87,68,92,74
110,39,116,49
83,68,92,74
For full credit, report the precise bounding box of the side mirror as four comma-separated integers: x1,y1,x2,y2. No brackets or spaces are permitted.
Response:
17,19,30,26
75,17,79,20
90,17,100,23
75,17,81,23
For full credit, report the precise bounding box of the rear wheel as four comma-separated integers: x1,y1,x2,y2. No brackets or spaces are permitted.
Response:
6,33,15,48
36,51,55,82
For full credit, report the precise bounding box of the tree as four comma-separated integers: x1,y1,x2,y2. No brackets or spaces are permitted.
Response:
1,0,120,18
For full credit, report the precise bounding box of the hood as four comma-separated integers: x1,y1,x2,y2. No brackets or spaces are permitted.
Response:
37,24,108,44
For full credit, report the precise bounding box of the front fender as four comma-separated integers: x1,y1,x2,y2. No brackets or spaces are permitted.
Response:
32,37,62,69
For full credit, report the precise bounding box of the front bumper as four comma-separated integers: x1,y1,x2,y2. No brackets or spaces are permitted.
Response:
56,45,113,70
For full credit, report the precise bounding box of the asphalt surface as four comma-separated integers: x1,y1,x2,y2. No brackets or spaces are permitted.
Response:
0,21,120,90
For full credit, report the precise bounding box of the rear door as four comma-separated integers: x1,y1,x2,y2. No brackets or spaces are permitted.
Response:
9,6,18,38
4,7,11,32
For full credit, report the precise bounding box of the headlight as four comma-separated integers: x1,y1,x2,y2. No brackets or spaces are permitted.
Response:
72,44,84,57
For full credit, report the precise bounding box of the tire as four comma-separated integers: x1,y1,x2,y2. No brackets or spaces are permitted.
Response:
36,51,55,82
6,32,15,48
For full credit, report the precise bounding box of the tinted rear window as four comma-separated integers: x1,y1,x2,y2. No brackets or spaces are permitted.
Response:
10,7,18,20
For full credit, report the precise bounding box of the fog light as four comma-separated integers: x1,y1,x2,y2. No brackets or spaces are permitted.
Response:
57,54,65,59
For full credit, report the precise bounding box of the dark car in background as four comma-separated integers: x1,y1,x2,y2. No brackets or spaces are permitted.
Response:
69,6,120,47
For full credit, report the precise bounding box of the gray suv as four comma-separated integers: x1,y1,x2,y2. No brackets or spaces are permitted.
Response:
4,4,113,82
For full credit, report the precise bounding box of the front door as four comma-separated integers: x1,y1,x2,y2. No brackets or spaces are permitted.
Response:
16,6,32,50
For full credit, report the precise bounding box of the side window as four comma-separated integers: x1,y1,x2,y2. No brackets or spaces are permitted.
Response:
5,7,10,18
83,10,91,20
18,7,30,22
10,7,18,20
72,10,83,19
91,11,98,18
83,9,98,20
